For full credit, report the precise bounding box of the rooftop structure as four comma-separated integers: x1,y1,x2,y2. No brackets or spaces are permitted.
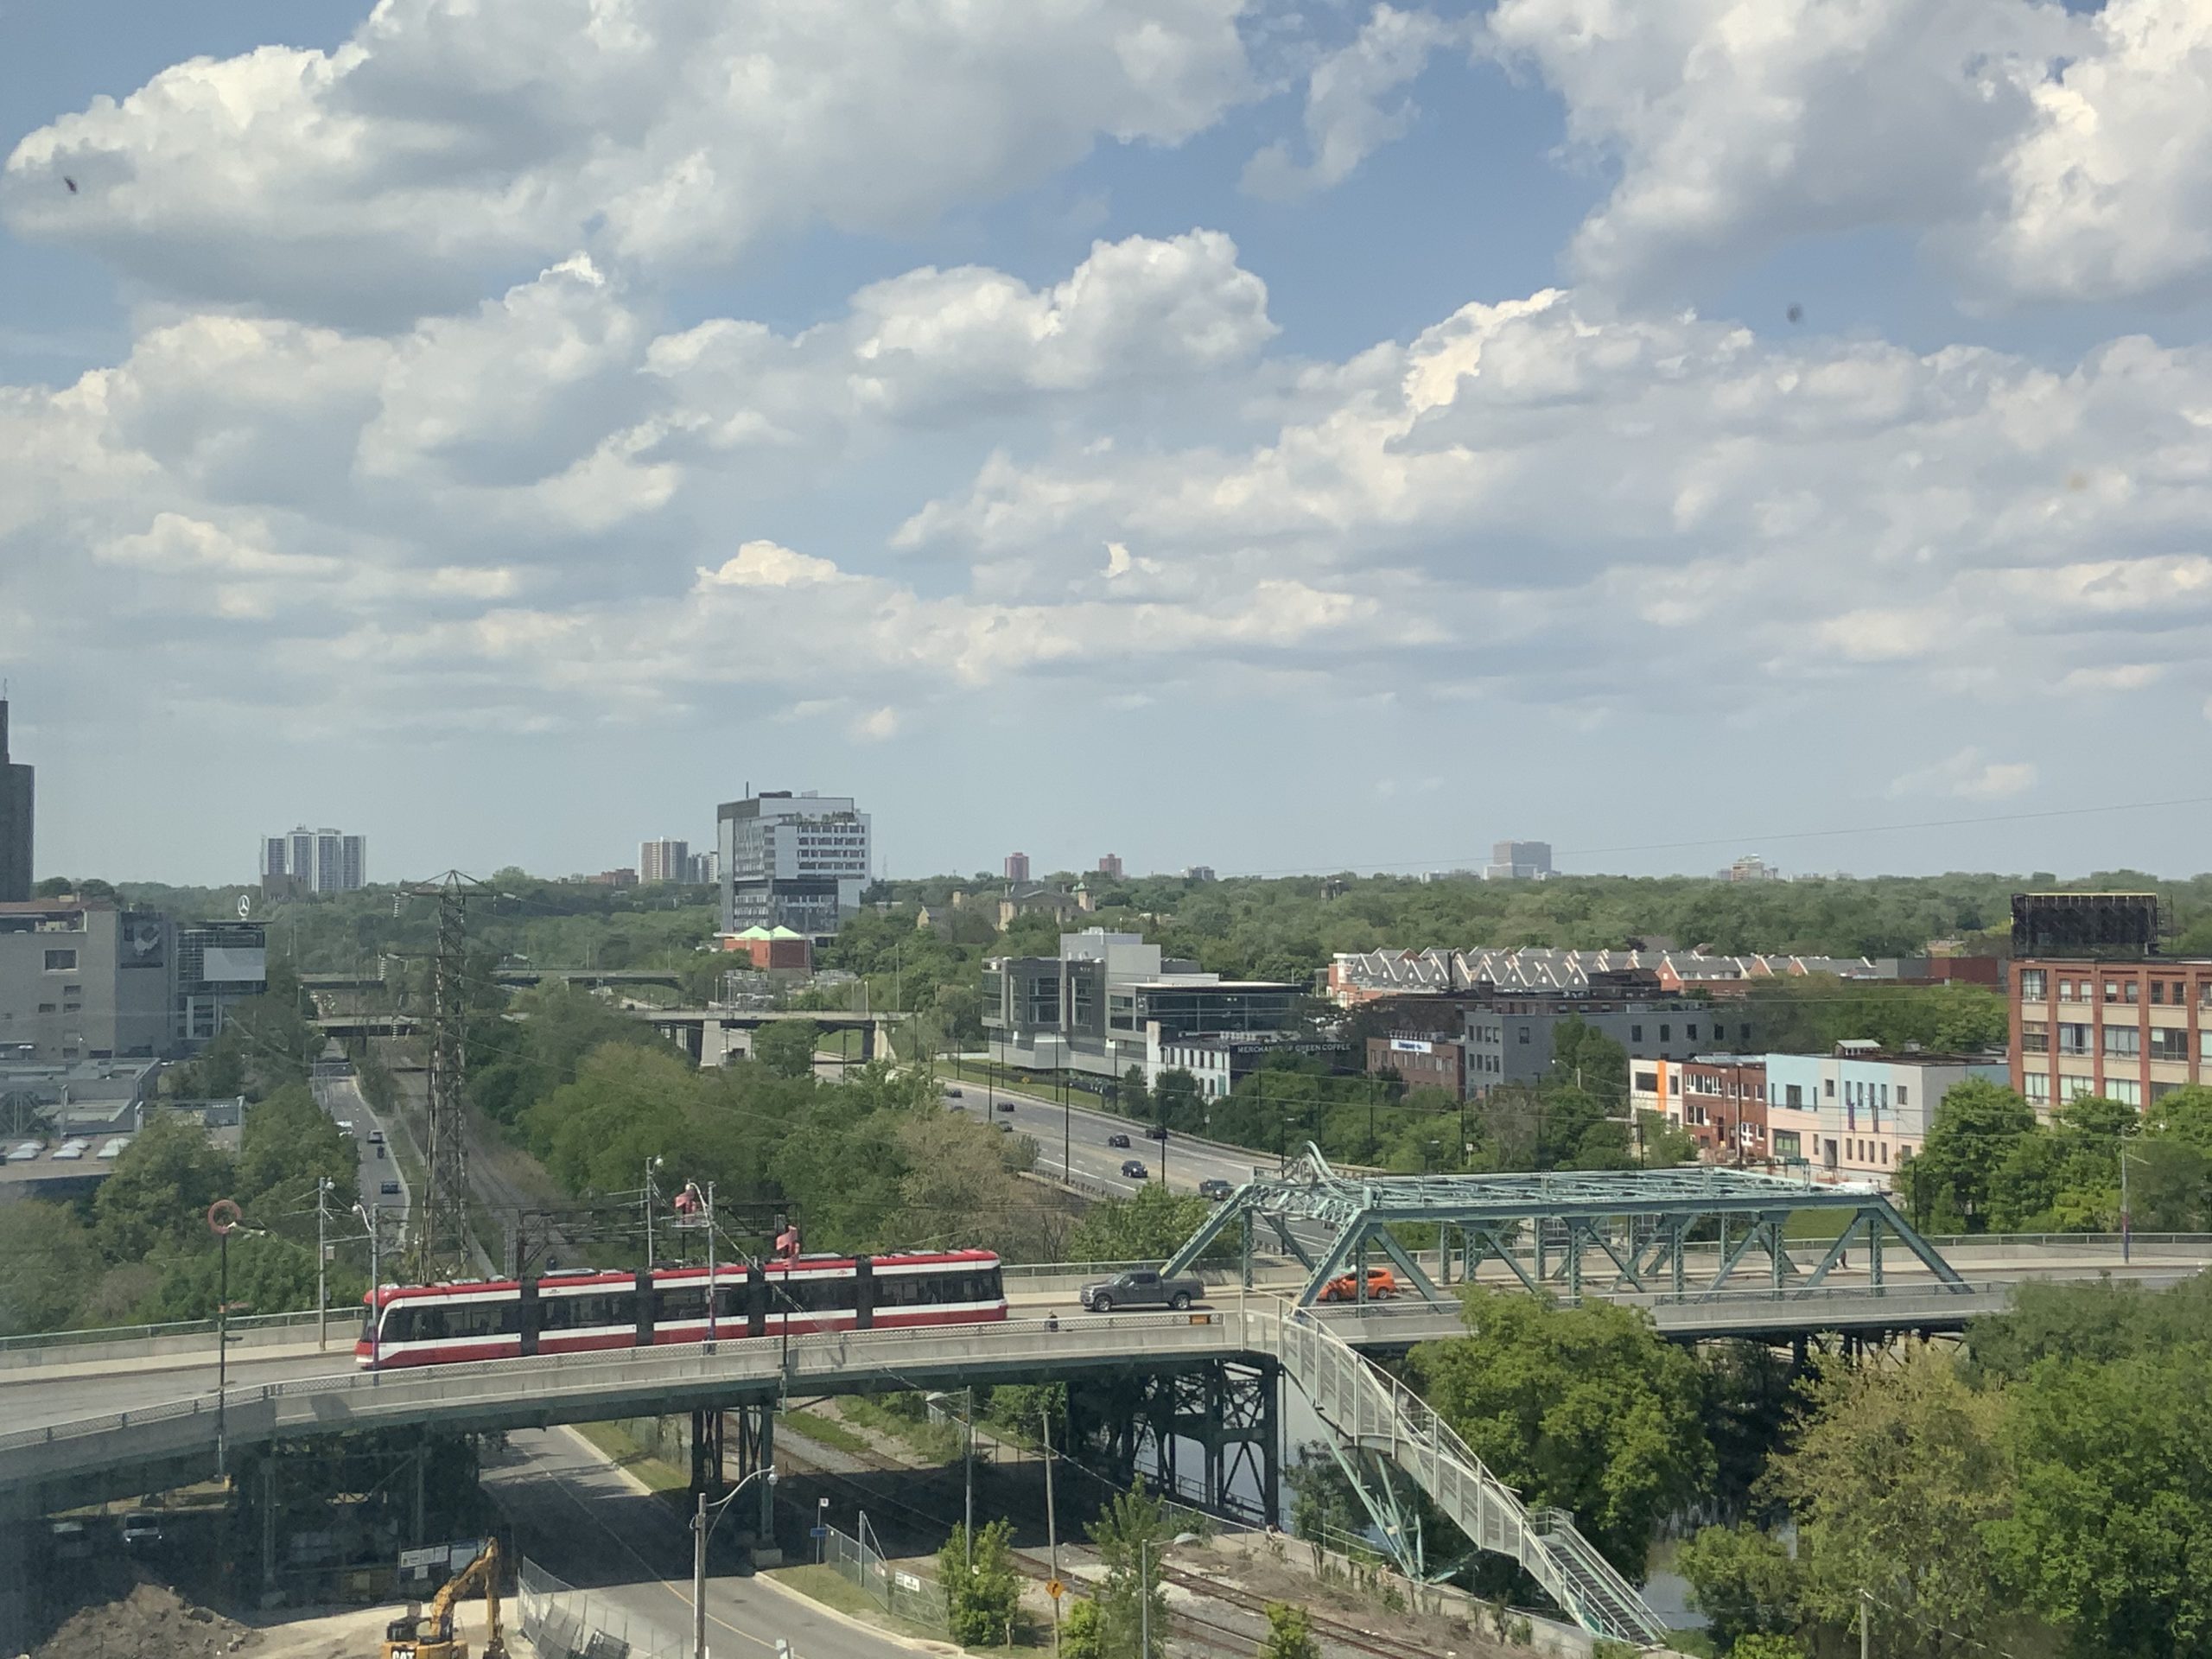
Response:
1328,945,1896,1004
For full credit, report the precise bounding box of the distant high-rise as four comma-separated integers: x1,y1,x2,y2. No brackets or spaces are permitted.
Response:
1096,854,1123,879
639,838,690,884
687,849,717,886
1005,852,1032,884
263,823,367,893
0,699,31,903
1484,840,1553,881
718,790,871,934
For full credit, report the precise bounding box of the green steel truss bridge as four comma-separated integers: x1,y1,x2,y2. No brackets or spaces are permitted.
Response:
1164,1146,1968,1309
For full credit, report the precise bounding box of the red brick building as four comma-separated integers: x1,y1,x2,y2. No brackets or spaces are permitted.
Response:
2012,957,2209,1113
1677,1057,1769,1161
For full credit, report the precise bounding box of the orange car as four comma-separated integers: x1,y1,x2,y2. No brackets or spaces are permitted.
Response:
1317,1268,1399,1302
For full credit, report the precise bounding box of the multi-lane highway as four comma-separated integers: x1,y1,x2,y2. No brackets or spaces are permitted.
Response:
942,1074,1275,1196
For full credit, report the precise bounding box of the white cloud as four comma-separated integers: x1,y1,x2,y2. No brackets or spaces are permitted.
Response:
1486,0,2212,307
1888,747,2038,801
1242,6,1469,200
2,0,1255,327
2062,664,2164,693
1973,0,2212,302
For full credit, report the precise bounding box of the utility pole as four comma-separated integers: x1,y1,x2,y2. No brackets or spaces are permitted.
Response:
1041,1402,1061,1659
1139,1539,1151,1659
963,1384,976,1573
706,1180,718,1348
315,1177,333,1351
1859,1587,1872,1659
645,1156,662,1268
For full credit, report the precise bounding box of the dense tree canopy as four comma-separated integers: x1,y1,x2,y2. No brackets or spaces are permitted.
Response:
1410,1290,1713,1577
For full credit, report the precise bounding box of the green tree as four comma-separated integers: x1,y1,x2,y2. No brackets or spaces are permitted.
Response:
93,1110,234,1264
1255,1603,1319,1659
752,1019,823,1079
1897,1078,2037,1231
1410,1290,1713,1578
1060,1596,1103,1659
1728,1637,1808,1659
235,1083,359,1216
939,1519,1023,1645
0,1200,105,1336
1285,1449,1368,1548
1675,1526,1805,1654
1966,1274,2212,1385
1760,1349,2009,1659
133,1233,348,1325
1086,1485,1172,1659
1988,1344,2212,1658
1066,1185,1223,1264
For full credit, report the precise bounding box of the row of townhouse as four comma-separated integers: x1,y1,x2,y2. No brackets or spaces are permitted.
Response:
1628,1042,2009,1188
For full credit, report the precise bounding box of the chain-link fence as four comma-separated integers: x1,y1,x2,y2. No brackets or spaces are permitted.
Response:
823,1518,948,1634
518,1556,689,1659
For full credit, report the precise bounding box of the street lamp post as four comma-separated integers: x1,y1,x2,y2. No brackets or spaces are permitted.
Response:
645,1156,663,1268
207,1198,259,1480
315,1176,334,1351
692,1467,778,1659
355,1202,383,1371
2120,1127,2144,1264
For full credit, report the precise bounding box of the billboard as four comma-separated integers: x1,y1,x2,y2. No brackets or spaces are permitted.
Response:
200,945,268,984
2012,893,2161,959
118,914,167,969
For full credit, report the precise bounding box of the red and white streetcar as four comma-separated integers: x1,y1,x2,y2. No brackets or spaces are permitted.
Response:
355,1248,1007,1370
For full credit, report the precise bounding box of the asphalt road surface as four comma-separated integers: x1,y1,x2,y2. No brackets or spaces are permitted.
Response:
313,1075,409,1221
484,1424,921,1659
941,1077,1275,1197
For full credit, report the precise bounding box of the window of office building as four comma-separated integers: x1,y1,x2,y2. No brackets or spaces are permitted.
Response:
2152,979,2166,1004
1898,1085,1910,1106
1772,1129,1801,1159
1659,1025,1671,1041
2152,1028,2190,1064
1630,1025,1643,1042
2058,1023,2092,1055
1687,1024,1699,1041
2107,1077,2142,1105
2024,1072,2050,1104
2019,969,2046,1001
2105,1027,2140,1058
42,949,76,971
2020,1020,2050,1053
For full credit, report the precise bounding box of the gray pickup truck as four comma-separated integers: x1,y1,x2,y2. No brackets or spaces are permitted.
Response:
1078,1268,1205,1313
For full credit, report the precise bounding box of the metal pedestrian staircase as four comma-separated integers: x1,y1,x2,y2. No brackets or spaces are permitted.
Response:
1272,1308,1674,1648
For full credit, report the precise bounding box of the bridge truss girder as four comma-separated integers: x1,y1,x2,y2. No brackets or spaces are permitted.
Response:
1166,1146,1967,1308
1066,1358,1280,1526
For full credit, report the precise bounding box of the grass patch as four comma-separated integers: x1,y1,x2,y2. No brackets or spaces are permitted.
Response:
785,1407,877,1460
575,1421,690,1499
767,1565,949,1643
835,1395,964,1464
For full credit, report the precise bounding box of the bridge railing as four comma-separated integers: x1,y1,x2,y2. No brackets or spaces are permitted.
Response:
1275,1309,1670,1646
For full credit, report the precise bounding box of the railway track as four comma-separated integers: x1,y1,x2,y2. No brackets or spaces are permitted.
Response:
772,1408,1445,1659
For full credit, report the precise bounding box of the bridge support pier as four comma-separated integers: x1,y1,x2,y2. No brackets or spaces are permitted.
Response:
693,1405,777,1539
1066,1360,1279,1525
0,1484,29,1657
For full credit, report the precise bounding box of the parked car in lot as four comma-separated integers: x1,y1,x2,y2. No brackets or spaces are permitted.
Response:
1317,1267,1400,1302
1197,1178,1233,1201
1106,1132,1130,1148
1079,1268,1205,1313
1119,1159,1149,1179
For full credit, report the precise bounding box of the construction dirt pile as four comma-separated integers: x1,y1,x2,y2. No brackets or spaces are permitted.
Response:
31,1580,260,1659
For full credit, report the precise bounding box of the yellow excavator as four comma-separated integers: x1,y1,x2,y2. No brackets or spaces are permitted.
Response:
382,1539,507,1659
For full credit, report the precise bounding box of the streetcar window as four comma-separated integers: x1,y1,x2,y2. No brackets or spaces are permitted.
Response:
657,1285,708,1323
442,1301,519,1340
541,1293,620,1332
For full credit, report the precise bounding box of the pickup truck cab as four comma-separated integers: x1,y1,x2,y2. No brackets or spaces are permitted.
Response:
1197,1178,1233,1201
1079,1268,1204,1313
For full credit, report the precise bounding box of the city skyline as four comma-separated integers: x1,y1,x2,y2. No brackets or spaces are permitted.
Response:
7,3,2212,884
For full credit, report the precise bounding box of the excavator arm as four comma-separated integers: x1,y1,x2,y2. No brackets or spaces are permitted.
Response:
383,1539,507,1659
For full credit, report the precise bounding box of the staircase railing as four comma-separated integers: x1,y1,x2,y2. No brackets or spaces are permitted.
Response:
1270,1308,1671,1647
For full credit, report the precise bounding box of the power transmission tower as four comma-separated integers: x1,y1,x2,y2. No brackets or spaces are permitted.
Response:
408,871,483,1280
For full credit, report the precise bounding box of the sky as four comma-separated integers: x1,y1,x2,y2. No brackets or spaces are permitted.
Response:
4,0,2212,887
